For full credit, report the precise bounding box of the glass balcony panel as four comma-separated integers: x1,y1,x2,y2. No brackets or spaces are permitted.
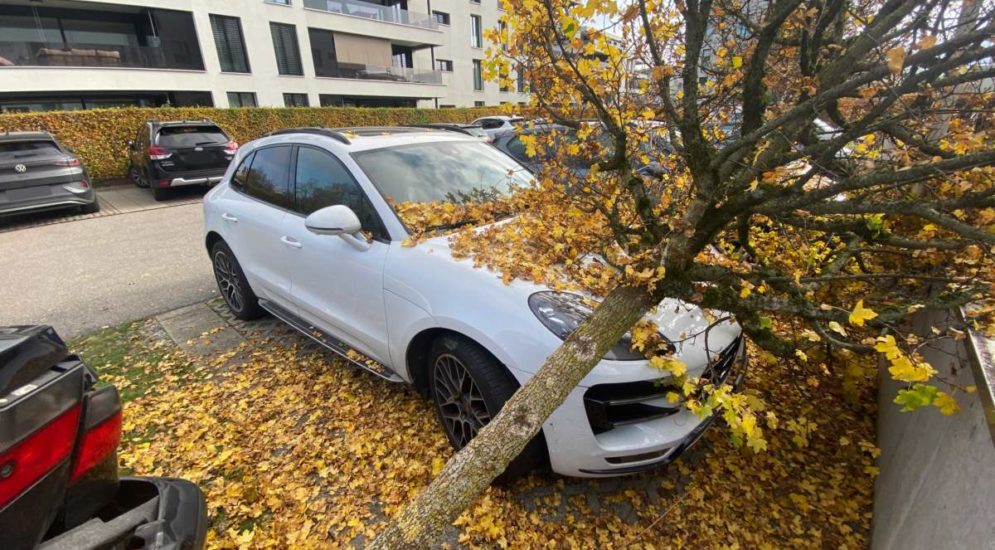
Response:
302,0,439,30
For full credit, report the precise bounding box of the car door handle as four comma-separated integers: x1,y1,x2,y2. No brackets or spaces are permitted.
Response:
221,213,238,223
280,236,303,249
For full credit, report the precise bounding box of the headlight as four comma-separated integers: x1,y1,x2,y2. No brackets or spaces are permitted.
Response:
528,291,647,361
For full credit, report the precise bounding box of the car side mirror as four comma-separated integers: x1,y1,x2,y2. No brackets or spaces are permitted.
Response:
305,205,362,236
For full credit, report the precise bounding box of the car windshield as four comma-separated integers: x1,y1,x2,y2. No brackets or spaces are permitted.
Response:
156,126,228,148
353,140,533,233
0,140,59,158
353,140,532,205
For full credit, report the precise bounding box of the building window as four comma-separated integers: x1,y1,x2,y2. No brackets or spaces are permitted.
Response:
266,0,291,4
472,59,484,91
499,21,508,51
499,66,509,92
474,101,485,107
210,15,250,73
517,66,527,93
435,59,453,72
471,0,481,4
284,93,309,107
470,15,483,48
227,92,257,107
270,23,303,76
432,11,451,25
308,27,339,78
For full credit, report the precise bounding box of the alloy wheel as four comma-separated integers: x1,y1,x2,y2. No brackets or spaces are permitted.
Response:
213,250,244,313
433,353,491,448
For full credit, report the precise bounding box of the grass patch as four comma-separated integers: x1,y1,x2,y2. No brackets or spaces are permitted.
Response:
69,320,192,403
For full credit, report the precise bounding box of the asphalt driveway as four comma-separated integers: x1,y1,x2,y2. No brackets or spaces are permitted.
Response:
0,195,216,338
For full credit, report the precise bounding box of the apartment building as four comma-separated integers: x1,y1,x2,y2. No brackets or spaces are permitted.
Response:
0,0,528,112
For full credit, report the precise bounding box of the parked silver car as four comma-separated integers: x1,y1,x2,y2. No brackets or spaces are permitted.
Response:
0,132,98,217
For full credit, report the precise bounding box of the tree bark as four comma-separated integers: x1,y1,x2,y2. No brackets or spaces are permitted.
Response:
370,285,657,548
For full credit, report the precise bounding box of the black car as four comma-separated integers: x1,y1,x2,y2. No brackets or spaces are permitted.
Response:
128,120,237,201
0,325,207,550
0,132,98,217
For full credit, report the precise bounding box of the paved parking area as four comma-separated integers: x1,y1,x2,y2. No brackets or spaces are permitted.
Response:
0,190,216,338
0,184,206,234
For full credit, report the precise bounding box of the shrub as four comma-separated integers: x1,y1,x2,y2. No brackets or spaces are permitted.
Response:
0,106,501,181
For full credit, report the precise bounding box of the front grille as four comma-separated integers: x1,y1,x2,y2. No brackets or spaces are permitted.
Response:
583,336,743,435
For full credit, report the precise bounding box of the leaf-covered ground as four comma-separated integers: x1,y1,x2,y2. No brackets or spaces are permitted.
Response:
72,316,877,549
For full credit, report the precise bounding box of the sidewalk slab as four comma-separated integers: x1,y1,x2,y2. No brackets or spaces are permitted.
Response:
156,302,245,358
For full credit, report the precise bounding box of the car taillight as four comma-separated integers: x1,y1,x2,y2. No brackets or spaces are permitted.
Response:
224,141,238,154
148,146,172,161
70,411,122,483
53,158,82,167
0,405,80,509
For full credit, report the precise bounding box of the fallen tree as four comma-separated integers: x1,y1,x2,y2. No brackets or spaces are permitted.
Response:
373,0,995,546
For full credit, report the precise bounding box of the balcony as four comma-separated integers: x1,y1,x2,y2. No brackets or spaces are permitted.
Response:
317,63,443,84
0,42,202,71
302,0,439,31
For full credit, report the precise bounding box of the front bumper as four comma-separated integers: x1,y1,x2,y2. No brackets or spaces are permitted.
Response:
540,338,747,477
0,182,95,216
39,477,207,550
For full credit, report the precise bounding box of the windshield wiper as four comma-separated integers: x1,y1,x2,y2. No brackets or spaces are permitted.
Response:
424,219,476,232
194,140,222,146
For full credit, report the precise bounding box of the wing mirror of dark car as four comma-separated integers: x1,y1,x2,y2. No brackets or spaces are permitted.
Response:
305,205,370,251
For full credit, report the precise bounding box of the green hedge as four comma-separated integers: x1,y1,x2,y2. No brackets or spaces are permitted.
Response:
0,106,499,180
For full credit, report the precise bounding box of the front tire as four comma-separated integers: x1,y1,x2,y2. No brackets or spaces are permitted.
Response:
428,335,548,481
211,241,264,320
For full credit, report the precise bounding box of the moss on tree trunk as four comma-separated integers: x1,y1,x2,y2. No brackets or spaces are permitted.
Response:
370,285,656,549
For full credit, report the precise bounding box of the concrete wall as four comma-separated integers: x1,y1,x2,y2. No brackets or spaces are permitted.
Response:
872,310,995,550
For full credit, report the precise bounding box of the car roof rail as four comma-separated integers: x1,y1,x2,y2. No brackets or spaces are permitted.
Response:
403,124,475,136
266,127,351,145
329,126,442,137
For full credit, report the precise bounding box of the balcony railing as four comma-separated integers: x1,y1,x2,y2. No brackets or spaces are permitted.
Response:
0,42,203,71
316,63,443,84
302,0,439,30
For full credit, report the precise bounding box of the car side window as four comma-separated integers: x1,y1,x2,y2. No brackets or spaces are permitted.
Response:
294,146,387,239
231,152,254,190
242,146,294,209
505,136,528,161
479,118,503,130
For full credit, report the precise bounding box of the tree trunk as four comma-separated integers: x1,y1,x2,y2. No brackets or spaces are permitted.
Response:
370,285,657,548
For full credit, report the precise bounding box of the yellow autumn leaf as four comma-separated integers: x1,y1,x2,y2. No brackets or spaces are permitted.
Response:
849,300,878,326
828,321,847,337
932,391,960,415
732,56,743,69
885,46,906,74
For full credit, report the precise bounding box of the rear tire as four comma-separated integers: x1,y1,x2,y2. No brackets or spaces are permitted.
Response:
211,241,264,320
152,187,169,202
428,335,548,482
79,200,100,214
130,165,149,188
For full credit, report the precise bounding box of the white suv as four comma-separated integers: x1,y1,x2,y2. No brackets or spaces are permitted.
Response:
202,127,745,478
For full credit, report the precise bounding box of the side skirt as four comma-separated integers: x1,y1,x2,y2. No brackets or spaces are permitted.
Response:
258,298,404,383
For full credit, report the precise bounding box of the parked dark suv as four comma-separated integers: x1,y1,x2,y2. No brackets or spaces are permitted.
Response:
0,325,207,549
128,120,237,201
0,132,98,217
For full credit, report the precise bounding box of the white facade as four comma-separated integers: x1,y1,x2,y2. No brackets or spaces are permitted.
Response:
0,0,528,111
